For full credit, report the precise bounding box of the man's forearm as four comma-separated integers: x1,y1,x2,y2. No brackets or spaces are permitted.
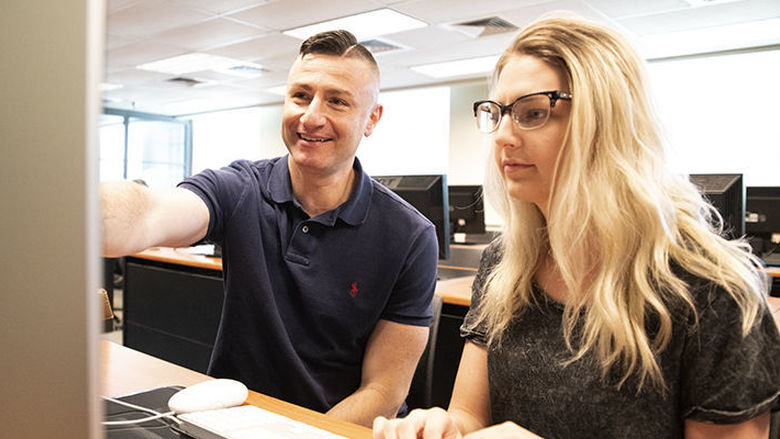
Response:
101,181,153,257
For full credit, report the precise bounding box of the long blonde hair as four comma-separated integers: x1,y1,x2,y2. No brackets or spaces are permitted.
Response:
479,14,767,390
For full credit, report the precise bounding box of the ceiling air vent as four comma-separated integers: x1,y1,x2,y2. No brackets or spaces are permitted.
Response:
360,38,406,54
449,16,518,38
224,64,264,78
166,77,204,87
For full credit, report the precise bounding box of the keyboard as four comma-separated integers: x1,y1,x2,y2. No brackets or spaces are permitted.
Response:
177,405,347,439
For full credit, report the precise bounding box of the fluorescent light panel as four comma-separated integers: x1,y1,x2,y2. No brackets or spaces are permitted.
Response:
137,53,264,78
283,8,427,41
411,55,500,79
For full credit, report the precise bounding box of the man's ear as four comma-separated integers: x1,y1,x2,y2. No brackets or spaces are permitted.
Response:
363,104,383,137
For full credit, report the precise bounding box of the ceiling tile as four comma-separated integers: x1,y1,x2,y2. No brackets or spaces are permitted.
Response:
106,33,140,51
227,0,371,31
230,72,290,89
107,0,213,38
105,68,172,85
619,0,780,35
206,32,302,64
107,0,143,14
169,0,276,15
151,17,269,51
106,41,189,73
380,25,473,52
582,0,689,19
393,0,554,25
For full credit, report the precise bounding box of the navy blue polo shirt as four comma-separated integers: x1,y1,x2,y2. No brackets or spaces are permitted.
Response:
178,156,438,413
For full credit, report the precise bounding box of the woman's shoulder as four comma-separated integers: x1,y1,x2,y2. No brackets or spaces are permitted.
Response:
480,239,503,267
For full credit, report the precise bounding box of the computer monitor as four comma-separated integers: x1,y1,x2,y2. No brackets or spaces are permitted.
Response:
689,173,744,239
3,0,103,436
745,187,780,257
746,187,780,235
448,185,485,235
374,175,451,260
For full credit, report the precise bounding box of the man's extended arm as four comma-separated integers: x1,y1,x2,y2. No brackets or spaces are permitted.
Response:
101,181,210,257
326,319,428,427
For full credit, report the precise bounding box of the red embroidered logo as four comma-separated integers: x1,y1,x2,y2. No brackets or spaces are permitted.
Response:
350,282,359,297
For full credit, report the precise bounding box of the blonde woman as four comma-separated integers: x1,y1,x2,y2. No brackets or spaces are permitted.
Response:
373,14,780,439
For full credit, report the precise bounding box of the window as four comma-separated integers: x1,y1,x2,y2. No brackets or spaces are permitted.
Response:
99,109,192,188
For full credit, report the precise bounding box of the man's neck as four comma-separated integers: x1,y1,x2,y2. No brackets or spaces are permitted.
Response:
289,162,356,218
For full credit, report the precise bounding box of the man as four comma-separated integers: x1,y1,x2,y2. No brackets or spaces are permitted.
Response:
101,30,438,427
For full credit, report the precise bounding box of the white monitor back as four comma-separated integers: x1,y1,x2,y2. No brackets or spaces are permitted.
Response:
0,0,103,437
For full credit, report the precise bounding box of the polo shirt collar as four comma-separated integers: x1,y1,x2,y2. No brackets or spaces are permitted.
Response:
268,155,295,204
267,155,371,227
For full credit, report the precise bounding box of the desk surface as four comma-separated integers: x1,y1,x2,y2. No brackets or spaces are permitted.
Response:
101,340,371,438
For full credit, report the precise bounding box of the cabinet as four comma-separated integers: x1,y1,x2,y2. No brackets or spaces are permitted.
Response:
123,257,223,373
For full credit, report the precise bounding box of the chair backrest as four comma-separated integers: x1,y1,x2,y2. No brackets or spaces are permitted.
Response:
406,293,444,410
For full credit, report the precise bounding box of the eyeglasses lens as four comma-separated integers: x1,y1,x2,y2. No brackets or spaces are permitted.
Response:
513,95,551,129
475,102,500,133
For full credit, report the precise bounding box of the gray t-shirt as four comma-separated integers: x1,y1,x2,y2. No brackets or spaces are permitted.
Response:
461,242,780,438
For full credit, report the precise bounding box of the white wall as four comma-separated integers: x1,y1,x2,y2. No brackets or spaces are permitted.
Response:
359,86,450,176
647,49,780,186
189,105,286,174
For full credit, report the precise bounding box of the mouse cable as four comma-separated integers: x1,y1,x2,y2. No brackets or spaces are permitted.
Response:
102,396,180,426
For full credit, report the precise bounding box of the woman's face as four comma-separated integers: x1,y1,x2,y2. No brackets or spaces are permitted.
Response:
492,55,571,216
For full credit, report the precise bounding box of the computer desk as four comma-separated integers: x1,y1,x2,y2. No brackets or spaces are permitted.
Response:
101,340,372,438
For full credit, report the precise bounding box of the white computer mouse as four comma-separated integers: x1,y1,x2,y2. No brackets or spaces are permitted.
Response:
168,379,249,414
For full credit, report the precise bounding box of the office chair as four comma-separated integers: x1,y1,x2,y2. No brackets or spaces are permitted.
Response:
406,294,444,410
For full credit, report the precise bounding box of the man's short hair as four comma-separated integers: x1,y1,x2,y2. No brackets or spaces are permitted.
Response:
299,30,379,75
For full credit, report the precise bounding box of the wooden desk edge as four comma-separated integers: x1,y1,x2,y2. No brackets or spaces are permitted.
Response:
101,340,371,438
435,275,475,307
129,248,222,271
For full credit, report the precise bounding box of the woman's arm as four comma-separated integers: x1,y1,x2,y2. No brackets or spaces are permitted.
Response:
372,341,492,439
685,412,770,439
447,342,492,434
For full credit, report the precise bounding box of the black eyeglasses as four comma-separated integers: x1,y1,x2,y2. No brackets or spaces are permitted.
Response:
473,90,572,133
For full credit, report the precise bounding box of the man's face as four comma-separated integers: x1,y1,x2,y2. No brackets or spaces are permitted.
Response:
281,54,382,178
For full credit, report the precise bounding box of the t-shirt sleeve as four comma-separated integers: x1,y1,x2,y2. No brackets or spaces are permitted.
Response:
380,223,438,327
460,241,502,346
681,283,780,424
177,161,253,243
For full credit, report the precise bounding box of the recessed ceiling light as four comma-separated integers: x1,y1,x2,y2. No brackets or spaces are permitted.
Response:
411,55,500,79
137,53,264,79
283,8,427,41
